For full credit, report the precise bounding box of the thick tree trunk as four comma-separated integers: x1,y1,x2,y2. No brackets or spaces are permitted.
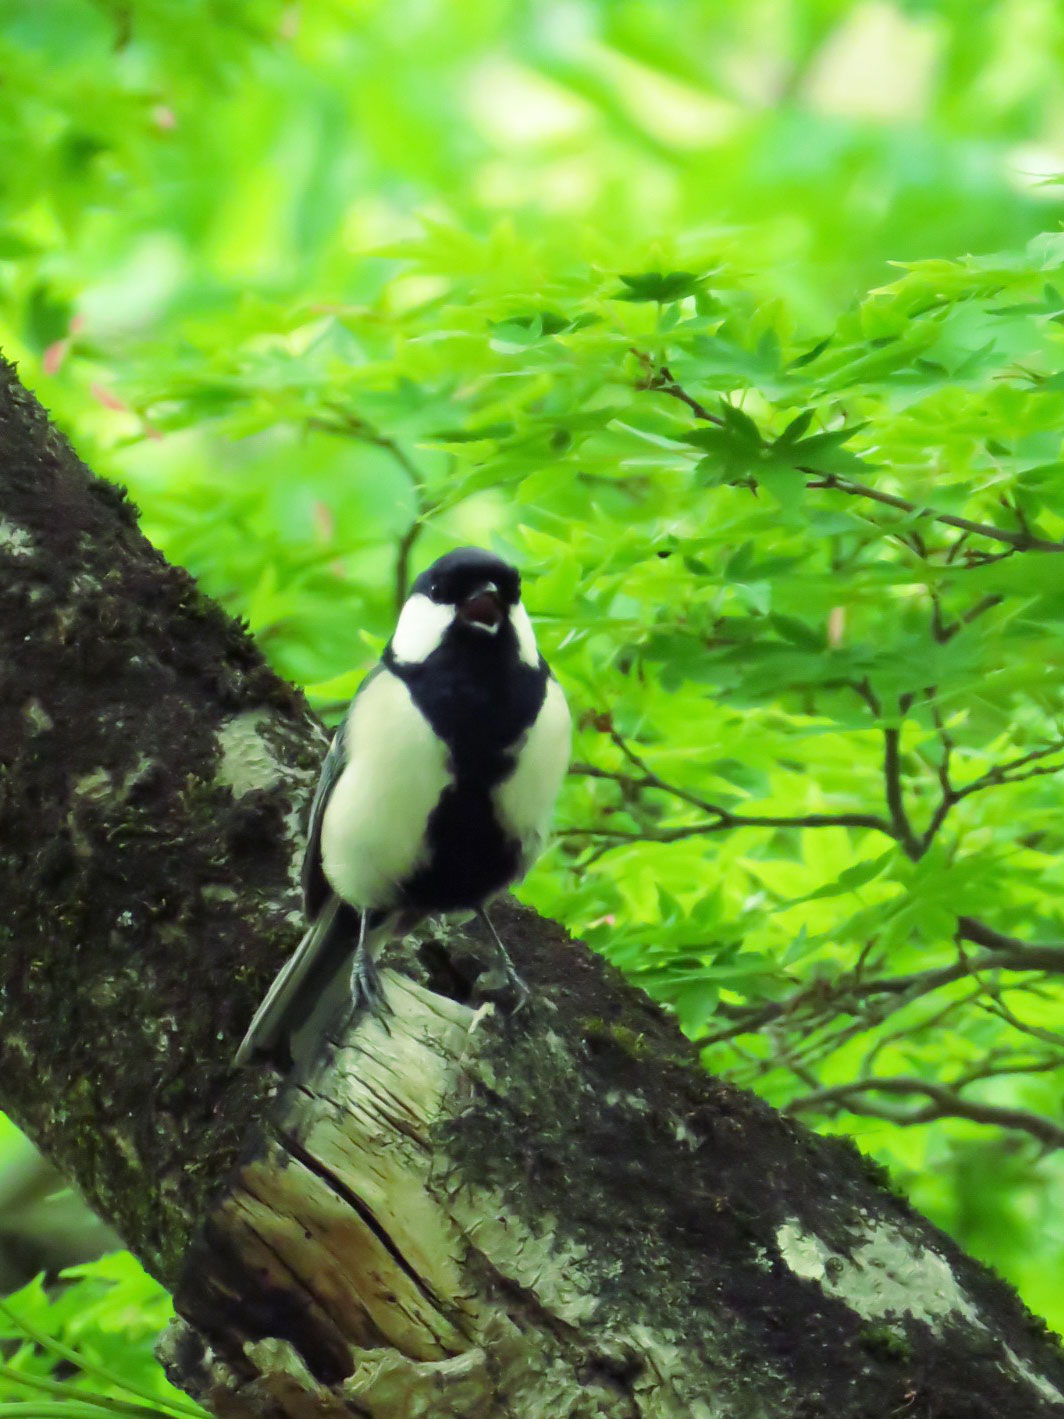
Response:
1,356,1062,1419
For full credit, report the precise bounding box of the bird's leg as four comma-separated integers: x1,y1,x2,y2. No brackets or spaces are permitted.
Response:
476,907,530,1012
348,909,390,1027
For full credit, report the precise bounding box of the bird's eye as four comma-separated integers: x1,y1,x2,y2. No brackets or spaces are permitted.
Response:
430,582,441,600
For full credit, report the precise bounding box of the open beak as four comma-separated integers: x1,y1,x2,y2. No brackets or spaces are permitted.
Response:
458,582,504,631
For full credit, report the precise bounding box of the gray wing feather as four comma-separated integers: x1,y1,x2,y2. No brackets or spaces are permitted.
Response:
301,665,382,918
300,718,348,919
232,896,342,1065
235,666,382,1067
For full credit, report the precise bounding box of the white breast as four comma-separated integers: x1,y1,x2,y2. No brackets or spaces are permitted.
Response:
319,670,452,908
493,675,571,872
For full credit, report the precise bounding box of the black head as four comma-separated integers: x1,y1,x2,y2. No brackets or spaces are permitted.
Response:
412,548,521,621
391,547,537,666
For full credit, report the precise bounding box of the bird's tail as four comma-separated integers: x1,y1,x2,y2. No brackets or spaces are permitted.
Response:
234,896,349,1066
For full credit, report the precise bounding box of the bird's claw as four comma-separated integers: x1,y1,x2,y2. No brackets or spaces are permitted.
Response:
348,949,392,1034
504,963,531,1014
474,908,531,1016
475,957,531,1015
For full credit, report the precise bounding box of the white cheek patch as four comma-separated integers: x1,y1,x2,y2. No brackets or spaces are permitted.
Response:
391,593,454,663
510,602,540,667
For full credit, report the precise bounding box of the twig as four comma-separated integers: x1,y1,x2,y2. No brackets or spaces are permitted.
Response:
694,938,1064,1048
916,737,1064,852
949,742,1064,804
784,1076,1064,1151
800,471,1064,553
935,593,1003,643
977,993,1064,1049
883,694,921,860
956,916,1064,953
308,401,434,610
394,518,424,611
634,356,1064,554
633,353,725,426
568,763,894,841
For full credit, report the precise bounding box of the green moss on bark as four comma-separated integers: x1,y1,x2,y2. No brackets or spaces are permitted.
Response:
0,356,319,1282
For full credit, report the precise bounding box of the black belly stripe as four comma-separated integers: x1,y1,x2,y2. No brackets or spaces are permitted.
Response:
384,624,548,909
401,780,521,910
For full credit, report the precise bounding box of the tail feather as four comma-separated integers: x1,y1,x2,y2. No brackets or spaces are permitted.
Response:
234,897,346,1066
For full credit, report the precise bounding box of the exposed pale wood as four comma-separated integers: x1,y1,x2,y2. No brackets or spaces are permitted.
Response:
169,933,1064,1419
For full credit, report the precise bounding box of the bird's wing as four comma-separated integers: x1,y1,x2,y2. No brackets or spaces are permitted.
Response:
232,894,343,1066
236,666,384,1067
300,665,382,919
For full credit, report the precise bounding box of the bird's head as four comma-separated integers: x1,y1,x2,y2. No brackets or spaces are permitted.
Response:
389,547,540,667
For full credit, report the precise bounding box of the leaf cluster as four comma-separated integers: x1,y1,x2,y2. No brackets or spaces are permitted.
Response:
0,1257,202,1419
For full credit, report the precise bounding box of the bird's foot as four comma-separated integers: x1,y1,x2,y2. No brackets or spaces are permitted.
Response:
347,948,392,1034
475,909,531,1015
501,958,531,1014
475,959,531,1014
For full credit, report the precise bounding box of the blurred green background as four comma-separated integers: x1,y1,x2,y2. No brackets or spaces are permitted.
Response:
2,0,1064,1369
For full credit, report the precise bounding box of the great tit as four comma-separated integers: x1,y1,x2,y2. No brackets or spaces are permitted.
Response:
234,547,571,1065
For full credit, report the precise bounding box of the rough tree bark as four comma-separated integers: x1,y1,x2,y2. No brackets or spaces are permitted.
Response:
0,356,1062,1419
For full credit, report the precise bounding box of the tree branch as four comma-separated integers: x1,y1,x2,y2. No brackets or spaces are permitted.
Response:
569,719,896,852
786,1076,1064,1152
801,472,1064,553
694,937,1064,1049
950,742,1064,804
632,353,725,426
882,695,921,860
932,593,1003,643
635,357,1064,554
956,916,1064,953
308,401,434,609
569,764,895,838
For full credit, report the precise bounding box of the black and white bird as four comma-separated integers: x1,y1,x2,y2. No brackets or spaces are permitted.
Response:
235,547,571,1066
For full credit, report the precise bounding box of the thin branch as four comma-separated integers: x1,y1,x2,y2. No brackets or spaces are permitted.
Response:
935,593,1003,643
929,696,953,799
308,401,434,610
949,741,1064,804
568,762,895,842
950,1054,1061,1089
800,470,1064,553
858,990,982,1079
0,1363,185,1419
918,695,955,850
915,734,1064,852
394,517,424,611
883,694,921,860
851,677,882,716
977,993,1064,1049
635,357,1064,553
785,1076,1064,1151
694,939,1064,1048
956,916,1064,953
633,353,725,426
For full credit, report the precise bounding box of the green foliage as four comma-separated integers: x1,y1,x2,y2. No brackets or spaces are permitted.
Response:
0,1254,202,1419
1,0,1064,1364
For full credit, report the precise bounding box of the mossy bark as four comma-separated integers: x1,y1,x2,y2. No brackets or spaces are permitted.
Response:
0,355,324,1280
1,357,1062,1418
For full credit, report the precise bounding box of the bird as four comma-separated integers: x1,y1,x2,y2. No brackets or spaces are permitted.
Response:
234,546,571,1066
